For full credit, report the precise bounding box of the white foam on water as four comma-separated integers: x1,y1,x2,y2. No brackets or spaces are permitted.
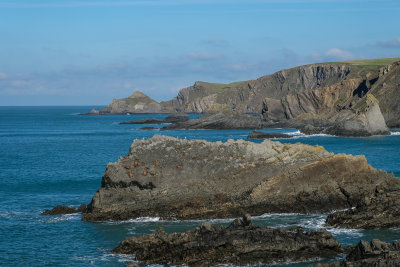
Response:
286,130,302,136
42,213,81,223
390,131,400,135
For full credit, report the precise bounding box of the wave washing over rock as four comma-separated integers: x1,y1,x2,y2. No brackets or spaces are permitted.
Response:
82,135,396,221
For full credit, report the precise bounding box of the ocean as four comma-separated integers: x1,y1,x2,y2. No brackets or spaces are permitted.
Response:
1,106,400,266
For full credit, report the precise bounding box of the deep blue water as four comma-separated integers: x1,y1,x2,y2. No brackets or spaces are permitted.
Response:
1,106,400,266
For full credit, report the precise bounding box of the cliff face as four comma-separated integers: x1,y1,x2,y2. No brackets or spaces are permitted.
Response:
82,135,395,221
167,60,399,131
370,62,400,127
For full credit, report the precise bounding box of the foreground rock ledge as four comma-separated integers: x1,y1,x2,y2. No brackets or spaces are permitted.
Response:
82,135,395,221
113,215,344,267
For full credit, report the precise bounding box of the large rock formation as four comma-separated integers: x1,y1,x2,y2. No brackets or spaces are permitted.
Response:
82,135,396,221
318,239,400,267
87,91,173,114
326,178,400,229
113,215,344,267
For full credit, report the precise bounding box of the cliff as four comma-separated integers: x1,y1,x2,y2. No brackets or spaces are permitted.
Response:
82,135,396,221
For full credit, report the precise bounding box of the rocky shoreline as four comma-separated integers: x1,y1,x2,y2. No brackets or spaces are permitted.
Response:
114,215,345,267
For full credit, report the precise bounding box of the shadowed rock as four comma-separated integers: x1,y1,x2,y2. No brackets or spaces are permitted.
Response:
82,135,396,221
114,215,344,267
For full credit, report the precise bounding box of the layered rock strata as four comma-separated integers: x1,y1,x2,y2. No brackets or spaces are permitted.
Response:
82,135,396,221
114,215,344,267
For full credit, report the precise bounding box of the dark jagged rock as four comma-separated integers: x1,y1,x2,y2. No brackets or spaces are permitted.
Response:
247,130,291,139
317,239,400,267
140,127,158,130
326,179,400,229
162,112,266,130
114,215,344,267
82,135,396,221
120,118,164,125
120,113,189,125
42,205,79,215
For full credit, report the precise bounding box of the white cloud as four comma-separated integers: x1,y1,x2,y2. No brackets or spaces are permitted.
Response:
325,48,355,60
0,73,7,79
378,37,400,48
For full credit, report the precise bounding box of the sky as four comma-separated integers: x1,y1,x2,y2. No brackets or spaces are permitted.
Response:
0,0,399,105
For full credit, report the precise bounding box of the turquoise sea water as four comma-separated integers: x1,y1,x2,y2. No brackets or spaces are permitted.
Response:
1,106,400,266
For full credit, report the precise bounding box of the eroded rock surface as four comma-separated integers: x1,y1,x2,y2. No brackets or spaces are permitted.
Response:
114,215,344,267
83,135,396,221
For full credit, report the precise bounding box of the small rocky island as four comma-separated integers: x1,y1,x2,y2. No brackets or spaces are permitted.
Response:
82,135,396,221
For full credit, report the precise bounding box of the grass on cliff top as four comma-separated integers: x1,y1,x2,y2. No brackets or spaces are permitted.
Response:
196,81,248,94
338,58,400,66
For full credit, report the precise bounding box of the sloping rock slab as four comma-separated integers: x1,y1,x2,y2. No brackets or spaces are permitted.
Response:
82,135,396,221
114,215,344,267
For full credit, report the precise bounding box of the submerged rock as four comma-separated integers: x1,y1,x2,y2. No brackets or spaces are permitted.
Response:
318,239,400,267
326,179,400,229
114,215,344,267
82,135,396,221
247,130,291,139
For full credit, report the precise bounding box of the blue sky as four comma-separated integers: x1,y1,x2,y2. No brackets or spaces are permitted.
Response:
0,0,399,105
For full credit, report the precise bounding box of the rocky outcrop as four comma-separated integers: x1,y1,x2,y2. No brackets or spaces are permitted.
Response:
318,239,400,267
247,130,291,139
326,179,400,229
161,112,265,130
120,113,189,125
86,91,174,115
82,135,396,221
114,215,344,267
120,118,164,124
42,204,86,215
